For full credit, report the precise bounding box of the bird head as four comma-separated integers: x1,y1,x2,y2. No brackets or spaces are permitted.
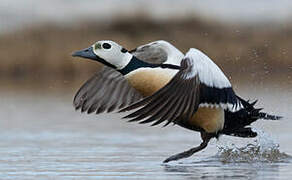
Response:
72,40,132,69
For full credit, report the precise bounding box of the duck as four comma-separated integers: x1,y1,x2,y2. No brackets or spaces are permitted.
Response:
72,40,281,163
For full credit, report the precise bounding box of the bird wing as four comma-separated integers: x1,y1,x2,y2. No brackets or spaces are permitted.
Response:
187,48,242,112
129,43,168,64
73,66,143,114
120,48,242,126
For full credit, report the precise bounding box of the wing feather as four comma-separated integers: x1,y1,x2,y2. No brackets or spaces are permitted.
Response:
120,57,201,126
73,66,143,114
188,48,242,112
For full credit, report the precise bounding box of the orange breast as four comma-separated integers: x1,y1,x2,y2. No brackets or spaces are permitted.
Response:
125,68,176,96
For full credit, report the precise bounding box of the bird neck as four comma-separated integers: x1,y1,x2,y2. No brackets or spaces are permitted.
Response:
118,56,180,75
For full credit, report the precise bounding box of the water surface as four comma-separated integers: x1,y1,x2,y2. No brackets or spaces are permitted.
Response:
0,85,291,179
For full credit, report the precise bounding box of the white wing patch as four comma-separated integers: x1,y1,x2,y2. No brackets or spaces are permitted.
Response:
185,48,231,89
199,103,243,112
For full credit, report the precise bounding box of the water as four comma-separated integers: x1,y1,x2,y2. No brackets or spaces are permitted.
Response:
0,84,291,179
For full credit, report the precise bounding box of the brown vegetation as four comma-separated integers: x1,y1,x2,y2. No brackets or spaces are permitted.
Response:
0,18,291,90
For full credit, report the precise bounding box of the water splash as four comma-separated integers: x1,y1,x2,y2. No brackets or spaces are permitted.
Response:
215,129,290,163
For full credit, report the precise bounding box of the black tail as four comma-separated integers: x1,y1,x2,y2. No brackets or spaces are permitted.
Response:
257,112,282,120
237,96,283,121
222,96,282,138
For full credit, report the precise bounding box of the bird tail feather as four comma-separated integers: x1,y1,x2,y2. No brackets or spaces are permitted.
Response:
236,96,282,122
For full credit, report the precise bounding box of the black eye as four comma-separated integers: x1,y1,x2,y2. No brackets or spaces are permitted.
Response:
102,43,111,49
121,48,128,53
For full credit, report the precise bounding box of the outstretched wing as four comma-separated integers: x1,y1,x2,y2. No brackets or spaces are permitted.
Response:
73,66,142,114
120,48,242,126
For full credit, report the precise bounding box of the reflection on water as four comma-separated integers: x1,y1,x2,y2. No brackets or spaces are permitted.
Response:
0,84,291,179
163,162,282,179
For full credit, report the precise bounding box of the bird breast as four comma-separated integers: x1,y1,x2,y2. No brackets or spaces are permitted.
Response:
125,67,177,97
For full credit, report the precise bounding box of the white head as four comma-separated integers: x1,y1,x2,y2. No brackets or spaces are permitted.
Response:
72,40,132,69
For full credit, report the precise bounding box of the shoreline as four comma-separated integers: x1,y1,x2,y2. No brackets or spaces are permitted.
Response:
0,18,291,88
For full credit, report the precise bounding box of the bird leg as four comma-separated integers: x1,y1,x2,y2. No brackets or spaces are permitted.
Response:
163,132,213,163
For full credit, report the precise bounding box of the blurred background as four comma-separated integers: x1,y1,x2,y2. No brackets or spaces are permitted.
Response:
1,0,292,92
0,0,292,179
